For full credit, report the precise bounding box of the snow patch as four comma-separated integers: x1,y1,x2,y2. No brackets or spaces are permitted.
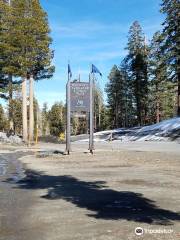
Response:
77,118,180,143
0,132,22,144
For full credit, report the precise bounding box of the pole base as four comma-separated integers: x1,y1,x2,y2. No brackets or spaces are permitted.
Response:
90,149,93,154
64,149,71,155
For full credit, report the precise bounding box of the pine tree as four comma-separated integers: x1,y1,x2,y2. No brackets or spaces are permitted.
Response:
0,0,11,99
0,82,8,99
120,60,136,127
125,21,149,126
0,1,15,128
149,31,168,123
41,102,49,136
0,0,55,84
99,105,111,130
48,102,65,137
161,0,180,116
161,81,176,119
0,0,22,80
106,65,128,128
94,84,104,131
1,0,54,140
11,98,22,134
0,104,7,131
33,98,39,134
71,116,80,135
0,0,54,80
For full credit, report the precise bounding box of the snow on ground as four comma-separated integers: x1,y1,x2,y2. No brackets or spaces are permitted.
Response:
126,117,180,142
1,118,179,145
78,118,180,142
0,132,22,144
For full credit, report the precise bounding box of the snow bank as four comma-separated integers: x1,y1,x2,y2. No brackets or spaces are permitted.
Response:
128,118,180,142
0,132,22,144
77,118,180,143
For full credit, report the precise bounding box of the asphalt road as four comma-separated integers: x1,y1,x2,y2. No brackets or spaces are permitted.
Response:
0,151,40,240
0,142,180,240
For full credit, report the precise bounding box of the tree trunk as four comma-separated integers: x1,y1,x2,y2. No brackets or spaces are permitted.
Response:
136,96,142,126
177,70,180,116
94,112,97,131
29,76,34,143
115,103,118,128
22,78,27,142
98,105,101,131
135,74,142,126
115,92,118,128
156,100,160,123
8,75,14,131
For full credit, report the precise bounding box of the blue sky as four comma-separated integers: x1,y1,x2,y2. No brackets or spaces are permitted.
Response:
1,0,164,108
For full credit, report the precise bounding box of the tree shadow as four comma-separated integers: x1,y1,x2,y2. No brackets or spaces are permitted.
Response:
6,170,180,225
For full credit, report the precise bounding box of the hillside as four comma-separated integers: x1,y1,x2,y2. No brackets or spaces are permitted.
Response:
78,118,180,143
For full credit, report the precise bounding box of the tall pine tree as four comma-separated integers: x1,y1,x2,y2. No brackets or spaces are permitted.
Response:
4,0,55,80
0,0,54,137
161,0,180,116
106,65,129,128
149,31,168,123
125,21,149,126
0,0,10,99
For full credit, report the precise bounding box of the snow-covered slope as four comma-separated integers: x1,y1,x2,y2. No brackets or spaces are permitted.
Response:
78,118,180,142
127,117,180,141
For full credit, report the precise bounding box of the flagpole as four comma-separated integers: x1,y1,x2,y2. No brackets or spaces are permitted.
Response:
66,66,71,154
89,64,102,154
89,68,94,154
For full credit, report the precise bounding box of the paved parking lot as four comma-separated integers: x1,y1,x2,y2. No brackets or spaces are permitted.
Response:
0,143,180,239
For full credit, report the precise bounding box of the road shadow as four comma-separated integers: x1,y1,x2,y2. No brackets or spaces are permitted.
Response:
6,170,180,225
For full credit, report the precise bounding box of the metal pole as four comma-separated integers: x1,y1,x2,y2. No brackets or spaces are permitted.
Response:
89,73,94,154
66,76,71,154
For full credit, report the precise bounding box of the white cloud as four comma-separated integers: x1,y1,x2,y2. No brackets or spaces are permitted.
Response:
52,20,129,39
52,19,163,67
53,20,162,40
80,50,127,62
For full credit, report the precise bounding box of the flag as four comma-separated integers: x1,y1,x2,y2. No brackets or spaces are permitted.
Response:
68,63,72,78
91,64,102,76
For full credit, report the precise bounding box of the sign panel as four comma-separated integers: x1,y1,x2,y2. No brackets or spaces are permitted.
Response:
70,82,90,112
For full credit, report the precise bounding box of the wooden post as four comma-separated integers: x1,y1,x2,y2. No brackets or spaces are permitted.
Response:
29,75,34,143
22,78,27,142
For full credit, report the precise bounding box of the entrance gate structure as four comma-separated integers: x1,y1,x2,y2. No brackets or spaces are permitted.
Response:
65,75,94,154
